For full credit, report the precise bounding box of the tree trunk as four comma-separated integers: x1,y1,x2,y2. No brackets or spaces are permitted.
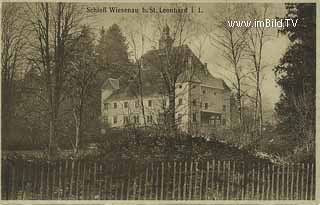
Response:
168,87,176,136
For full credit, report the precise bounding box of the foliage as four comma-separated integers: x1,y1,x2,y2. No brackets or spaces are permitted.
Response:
274,3,316,156
96,127,271,165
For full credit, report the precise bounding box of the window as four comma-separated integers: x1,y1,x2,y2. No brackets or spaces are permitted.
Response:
204,103,208,110
113,102,117,109
179,84,182,89
159,113,165,123
147,115,153,123
222,119,226,125
178,114,182,123
134,115,140,124
124,102,128,108
192,99,197,106
178,98,183,106
113,116,117,124
192,85,196,89
202,89,206,94
124,116,129,124
214,92,217,95
223,105,226,111
162,100,167,108
104,103,109,110
135,101,139,108
193,113,197,122
148,100,152,107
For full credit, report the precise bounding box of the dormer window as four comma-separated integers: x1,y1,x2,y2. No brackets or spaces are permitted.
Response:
148,100,152,107
113,103,117,109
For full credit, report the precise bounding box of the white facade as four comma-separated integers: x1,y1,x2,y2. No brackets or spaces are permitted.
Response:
101,78,231,134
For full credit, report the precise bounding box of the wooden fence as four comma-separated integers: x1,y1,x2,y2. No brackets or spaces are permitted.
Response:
1,159,315,200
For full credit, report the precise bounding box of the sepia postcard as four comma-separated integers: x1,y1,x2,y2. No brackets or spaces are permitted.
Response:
0,0,318,204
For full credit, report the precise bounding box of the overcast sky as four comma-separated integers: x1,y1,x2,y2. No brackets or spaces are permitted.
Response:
82,3,289,111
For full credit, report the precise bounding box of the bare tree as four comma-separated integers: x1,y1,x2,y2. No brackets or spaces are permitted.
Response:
26,2,84,157
246,5,271,138
208,4,251,125
1,3,27,139
151,8,201,135
67,25,98,154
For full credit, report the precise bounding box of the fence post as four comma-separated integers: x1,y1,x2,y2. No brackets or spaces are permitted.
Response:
281,164,284,199
126,163,131,200
261,165,265,200
295,163,300,199
216,160,220,199
205,161,209,200
310,163,314,200
40,161,44,200
226,161,230,200
21,161,26,200
194,161,198,199
144,165,149,200
300,163,304,200
231,161,235,199
241,162,245,200
286,163,289,200
211,160,215,200
87,164,91,200
290,163,294,200
155,165,159,200
199,162,204,200
52,161,56,200
57,161,62,200
160,162,164,200
305,163,309,200
178,162,182,200
172,161,176,200
70,160,75,199
188,161,193,200
138,172,142,200
251,164,255,200
75,161,80,199
222,161,226,200
132,165,137,200
256,163,260,200
183,161,187,200
271,165,274,200
82,161,87,199
150,162,154,199
98,164,102,200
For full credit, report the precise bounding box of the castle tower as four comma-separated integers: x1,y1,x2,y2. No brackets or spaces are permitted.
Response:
159,24,173,49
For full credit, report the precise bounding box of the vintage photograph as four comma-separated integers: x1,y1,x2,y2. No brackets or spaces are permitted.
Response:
1,2,316,201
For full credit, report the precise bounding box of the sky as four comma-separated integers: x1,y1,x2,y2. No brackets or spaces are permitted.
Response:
81,3,289,112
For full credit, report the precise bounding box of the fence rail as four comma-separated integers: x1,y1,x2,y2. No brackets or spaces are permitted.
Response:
1,159,315,200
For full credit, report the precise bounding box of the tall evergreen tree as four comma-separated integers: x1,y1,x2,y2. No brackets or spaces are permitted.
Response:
274,4,316,153
96,24,130,79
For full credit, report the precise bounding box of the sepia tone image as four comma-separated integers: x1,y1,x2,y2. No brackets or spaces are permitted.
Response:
1,1,316,201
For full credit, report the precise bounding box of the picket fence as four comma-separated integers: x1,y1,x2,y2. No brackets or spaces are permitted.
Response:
1,159,315,200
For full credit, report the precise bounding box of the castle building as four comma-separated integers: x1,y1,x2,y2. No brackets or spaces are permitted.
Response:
101,26,231,135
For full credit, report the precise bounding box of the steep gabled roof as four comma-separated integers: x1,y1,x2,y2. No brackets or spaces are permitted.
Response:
103,45,229,101
105,69,165,102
